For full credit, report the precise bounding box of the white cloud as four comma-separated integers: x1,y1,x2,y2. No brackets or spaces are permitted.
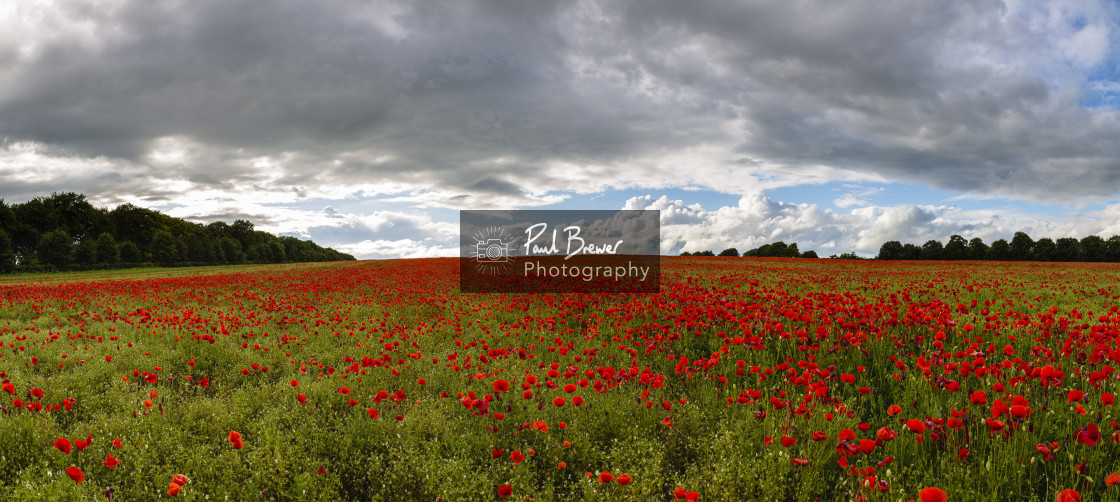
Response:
626,193,1120,257
334,239,458,260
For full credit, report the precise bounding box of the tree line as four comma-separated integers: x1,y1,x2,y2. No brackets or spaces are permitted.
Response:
0,192,355,273
877,232,1120,261
680,241,819,258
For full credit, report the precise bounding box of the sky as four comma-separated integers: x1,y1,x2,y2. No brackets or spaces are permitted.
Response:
1,0,1119,258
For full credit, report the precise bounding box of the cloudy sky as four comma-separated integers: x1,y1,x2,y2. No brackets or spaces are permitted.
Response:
2,0,1119,258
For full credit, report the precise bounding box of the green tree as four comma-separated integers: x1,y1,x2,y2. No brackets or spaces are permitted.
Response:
95,232,120,265
38,229,74,269
119,241,143,264
0,229,14,272
987,239,1010,260
1079,235,1104,262
968,238,988,260
0,199,14,235
1032,238,1055,261
268,241,287,263
1009,232,1034,260
1106,236,1120,262
800,250,818,258
74,238,97,267
151,230,177,266
1054,237,1079,261
877,241,903,260
902,243,921,260
221,237,244,264
944,235,967,260
921,240,943,260
718,248,739,257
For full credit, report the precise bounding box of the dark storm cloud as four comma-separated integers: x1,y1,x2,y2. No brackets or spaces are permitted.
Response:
0,0,1118,206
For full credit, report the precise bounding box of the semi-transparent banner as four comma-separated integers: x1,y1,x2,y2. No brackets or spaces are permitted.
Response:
459,210,660,293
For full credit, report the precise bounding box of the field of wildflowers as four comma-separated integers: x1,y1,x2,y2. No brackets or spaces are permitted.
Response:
1,258,1118,501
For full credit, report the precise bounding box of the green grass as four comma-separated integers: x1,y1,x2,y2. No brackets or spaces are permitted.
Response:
0,258,1118,501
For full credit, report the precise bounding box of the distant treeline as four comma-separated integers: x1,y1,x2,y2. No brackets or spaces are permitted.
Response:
876,232,1120,261
680,241,820,258
0,192,355,273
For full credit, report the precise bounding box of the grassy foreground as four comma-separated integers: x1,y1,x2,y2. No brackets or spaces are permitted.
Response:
1,258,1119,501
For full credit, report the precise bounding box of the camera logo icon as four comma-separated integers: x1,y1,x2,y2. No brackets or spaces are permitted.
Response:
476,239,510,262
471,227,515,275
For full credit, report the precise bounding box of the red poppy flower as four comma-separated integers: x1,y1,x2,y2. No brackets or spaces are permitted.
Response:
112,438,122,448
66,466,85,484
859,439,876,454
906,419,926,434
497,485,512,498
553,397,565,407
493,380,510,393
102,454,120,469
167,483,181,496
1075,424,1101,446
74,434,92,451
838,429,856,440
970,391,987,405
1103,393,1115,406
791,458,809,466
1105,473,1120,486
338,387,350,395
172,474,189,486
228,430,245,449
29,388,44,400
780,435,797,447
1067,390,1084,403
54,438,72,455
290,380,299,387
886,405,901,416
1,383,13,395
1056,489,1081,502
511,450,524,464
987,419,1006,433
617,473,632,485
1036,444,1052,461
599,472,615,484
918,487,947,502
573,396,584,406
297,393,307,404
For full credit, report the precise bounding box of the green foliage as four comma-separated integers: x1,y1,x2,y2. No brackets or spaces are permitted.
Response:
743,241,810,258
878,232,1120,263
119,241,143,264
0,229,14,272
94,233,120,265
38,229,73,269
2,193,354,273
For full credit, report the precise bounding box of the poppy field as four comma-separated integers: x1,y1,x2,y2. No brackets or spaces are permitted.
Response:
2,257,1120,501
